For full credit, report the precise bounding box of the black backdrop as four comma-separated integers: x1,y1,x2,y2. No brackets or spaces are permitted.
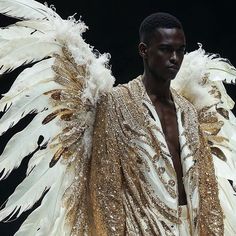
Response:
42,0,236,111
0,0,235,235
0,0,236,108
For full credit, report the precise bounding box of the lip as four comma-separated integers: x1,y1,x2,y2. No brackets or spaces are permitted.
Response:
167,66,179,72
167,65,179,70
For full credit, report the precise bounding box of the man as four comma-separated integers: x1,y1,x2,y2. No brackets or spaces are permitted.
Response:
138,12,187,207
88,12,227,235
0,3,235,234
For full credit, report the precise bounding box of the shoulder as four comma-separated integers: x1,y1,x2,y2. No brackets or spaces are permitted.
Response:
171,88,198,115
105,76,143,101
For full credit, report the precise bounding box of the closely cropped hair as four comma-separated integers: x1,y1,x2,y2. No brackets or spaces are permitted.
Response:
139,12,183,44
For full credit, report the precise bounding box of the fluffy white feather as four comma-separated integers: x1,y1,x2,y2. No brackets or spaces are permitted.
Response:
14,169,74,236
0,160,66,221
0,24,42,39
172,46,236,110
0,82,64,136
0,110,63,179
2,58,55,97
0,0,59,20
0,39,61,74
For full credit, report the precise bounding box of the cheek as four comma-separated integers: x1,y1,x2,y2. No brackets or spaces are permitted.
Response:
178,54,184,63
148,60,165,75
152,56,167,68
147,51,167,68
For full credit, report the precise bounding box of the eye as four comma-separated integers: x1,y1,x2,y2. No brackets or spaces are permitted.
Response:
159,47,172,53
177,47,186,54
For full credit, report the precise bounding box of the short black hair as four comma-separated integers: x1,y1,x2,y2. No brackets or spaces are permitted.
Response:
139,12,183,44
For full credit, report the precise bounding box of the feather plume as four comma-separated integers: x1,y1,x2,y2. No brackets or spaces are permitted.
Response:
0,24,42,39
2,58,55,97
0,39,61,74
0,158,66,221
0,110,63,179
14,169,74,236
26,148,52,176
172,46,236,110
0,82,63,136
0,0,59,20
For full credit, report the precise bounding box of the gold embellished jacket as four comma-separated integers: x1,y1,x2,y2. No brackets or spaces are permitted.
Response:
87,76,226,236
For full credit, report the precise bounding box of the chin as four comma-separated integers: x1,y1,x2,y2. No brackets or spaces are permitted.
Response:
167,72,178,81
164,75,176,81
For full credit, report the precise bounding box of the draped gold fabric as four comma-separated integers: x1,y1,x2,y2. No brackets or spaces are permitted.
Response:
88,77,223,235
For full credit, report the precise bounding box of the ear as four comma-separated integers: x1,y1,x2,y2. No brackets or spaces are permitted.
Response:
138,42,148,58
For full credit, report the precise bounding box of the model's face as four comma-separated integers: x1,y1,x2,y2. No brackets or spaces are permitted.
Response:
140,28,186,81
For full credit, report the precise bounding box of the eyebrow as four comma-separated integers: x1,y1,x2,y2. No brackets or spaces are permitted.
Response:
159,44,186,48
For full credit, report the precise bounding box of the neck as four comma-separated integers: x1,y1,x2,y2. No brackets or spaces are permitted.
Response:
142,72,172,103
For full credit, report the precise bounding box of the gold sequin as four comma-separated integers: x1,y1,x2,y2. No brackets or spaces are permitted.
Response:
57,72,224,235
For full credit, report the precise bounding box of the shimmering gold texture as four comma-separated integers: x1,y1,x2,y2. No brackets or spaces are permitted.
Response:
90,77,223,235
49,51,224,235
197,131,224,236
47,46,95,235
198,103,229,163
172,89,224,236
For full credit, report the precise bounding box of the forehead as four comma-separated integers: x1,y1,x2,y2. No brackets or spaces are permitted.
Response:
150,28,186,46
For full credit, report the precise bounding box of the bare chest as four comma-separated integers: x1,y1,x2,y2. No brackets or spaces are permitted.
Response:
154,104,180,155
154,102,187,205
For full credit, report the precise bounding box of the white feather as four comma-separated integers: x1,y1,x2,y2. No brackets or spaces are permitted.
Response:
0,110,62,179
0,0,59,20
26,148,55,176
0,81,63,136
0,24,42,39
14,168,74,236
0,157,66,221
15,20,57,33
172,46,236,111
0,39,61,74
208,59,236,84
2,58,55,97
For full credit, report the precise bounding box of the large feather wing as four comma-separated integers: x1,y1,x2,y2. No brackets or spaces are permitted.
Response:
0,0,115,235
172,45,236,234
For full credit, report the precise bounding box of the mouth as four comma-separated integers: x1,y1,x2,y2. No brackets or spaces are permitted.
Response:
167,65,179,71
167,66,179,73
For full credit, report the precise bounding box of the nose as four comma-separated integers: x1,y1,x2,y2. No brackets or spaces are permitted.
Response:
170,51,177,64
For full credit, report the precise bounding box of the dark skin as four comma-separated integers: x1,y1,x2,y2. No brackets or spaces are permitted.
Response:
139,28,187,205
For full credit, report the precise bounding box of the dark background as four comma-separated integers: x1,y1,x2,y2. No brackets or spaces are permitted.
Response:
0,0,236,107
45,0,236,111
0,0,235,235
